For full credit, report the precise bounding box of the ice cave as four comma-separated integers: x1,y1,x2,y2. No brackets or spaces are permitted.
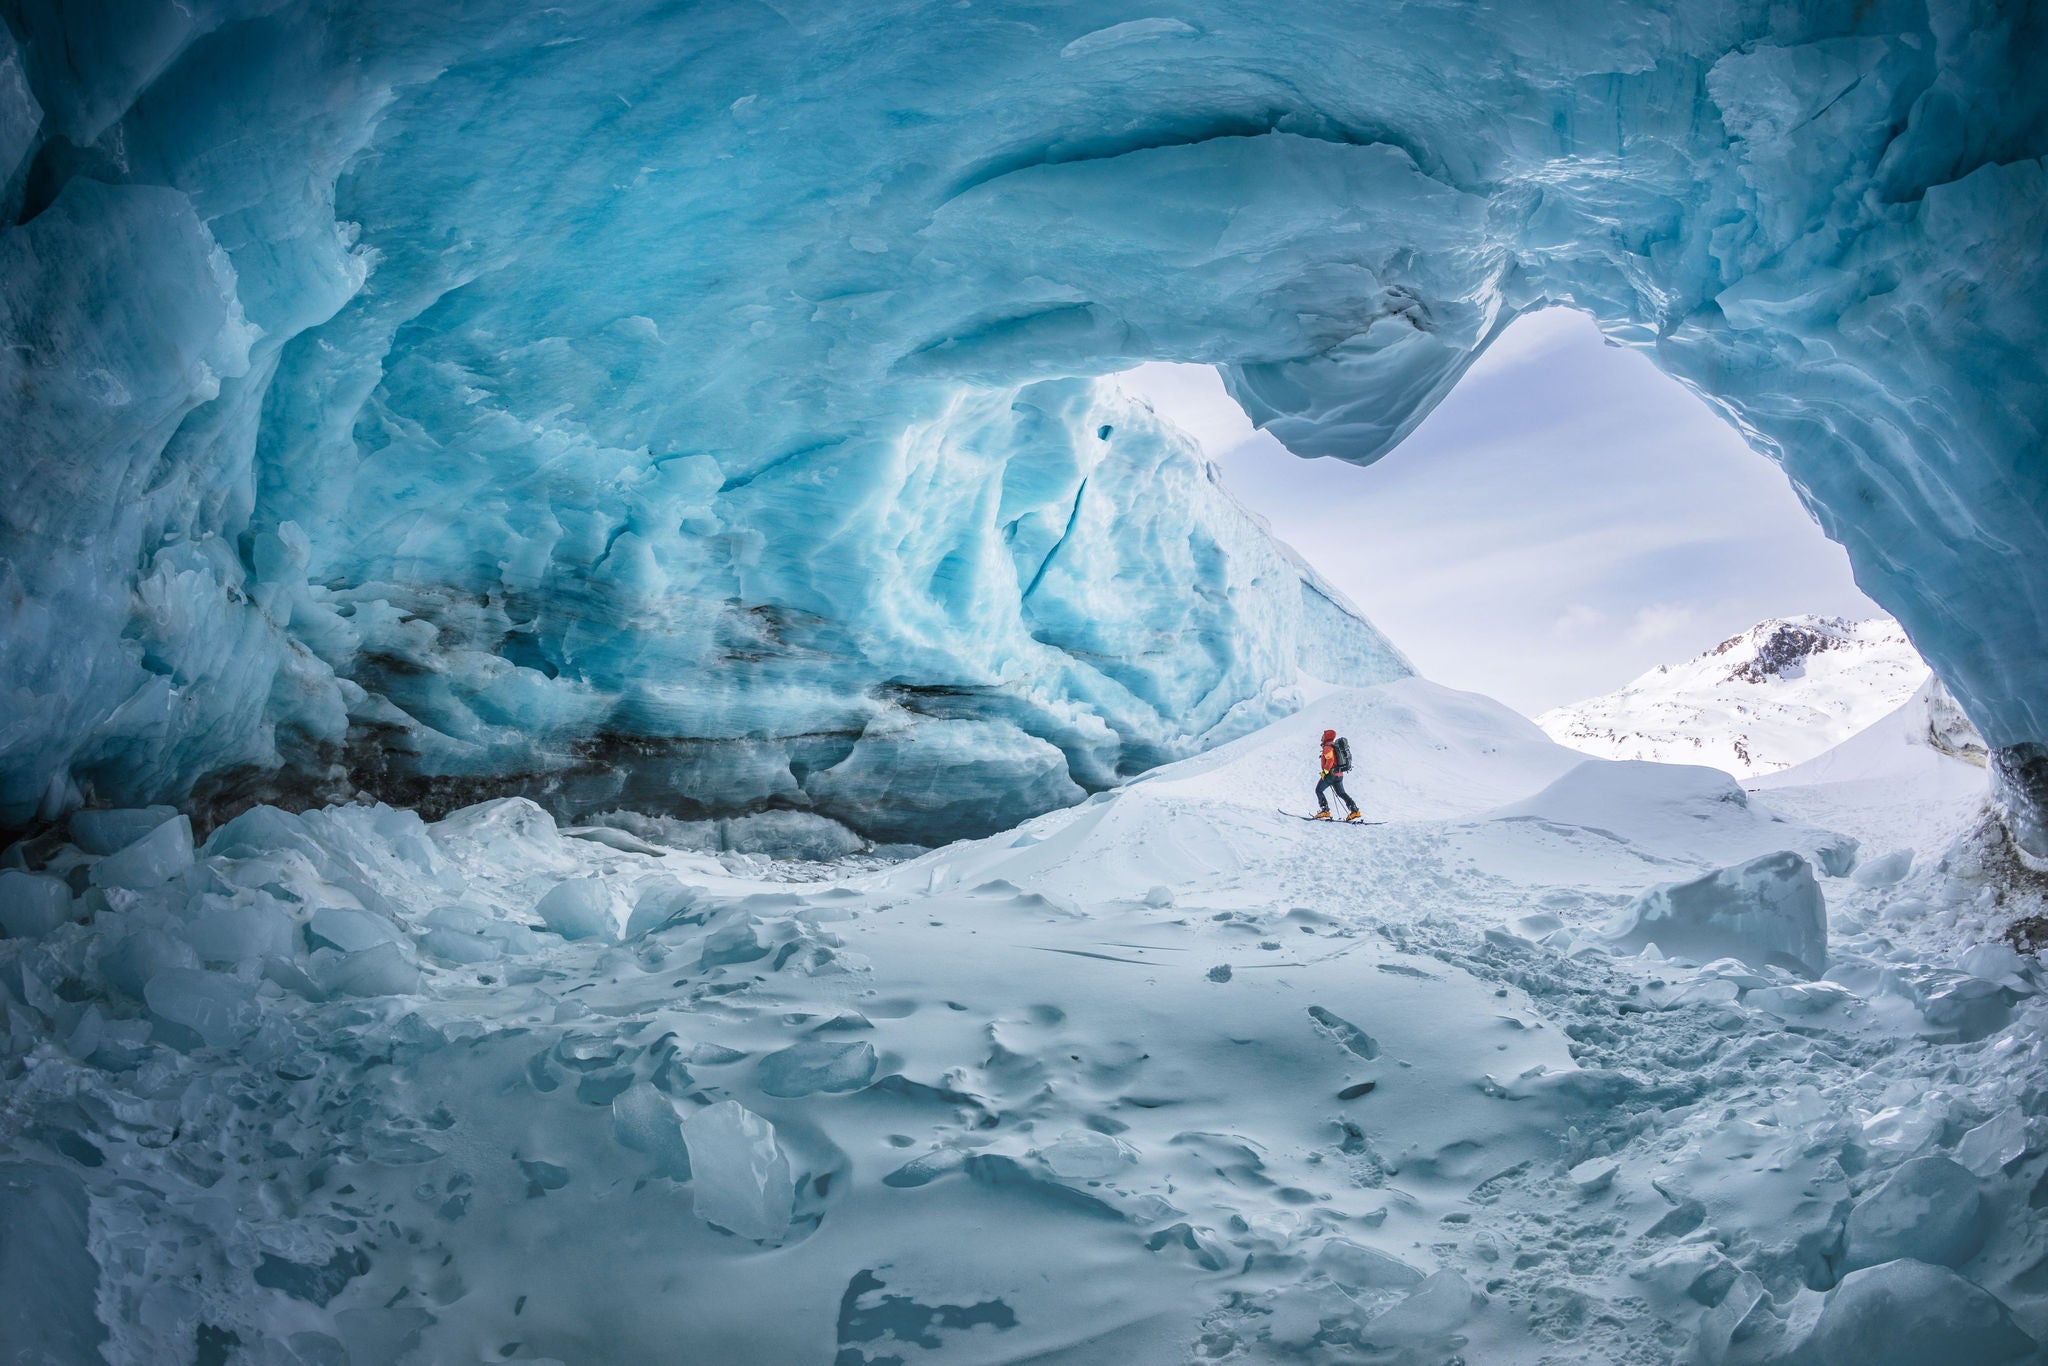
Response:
2,1,2046,1363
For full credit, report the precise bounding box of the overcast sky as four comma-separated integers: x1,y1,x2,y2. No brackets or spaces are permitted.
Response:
1114,309,1883,716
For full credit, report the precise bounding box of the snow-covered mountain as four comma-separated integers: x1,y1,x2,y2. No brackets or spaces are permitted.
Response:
1537,616,1930,777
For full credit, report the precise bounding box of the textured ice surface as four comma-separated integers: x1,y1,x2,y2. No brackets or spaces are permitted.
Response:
0,869,72,939
3,0,2046,846
1812,1260,2038,1366
0,1164,105,1365
1840,1154,1985,1272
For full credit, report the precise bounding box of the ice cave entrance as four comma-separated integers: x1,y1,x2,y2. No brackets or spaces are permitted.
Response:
1116,308,1881,716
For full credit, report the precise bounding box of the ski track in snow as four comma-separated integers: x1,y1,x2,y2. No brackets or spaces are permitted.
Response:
2,678,2043,1364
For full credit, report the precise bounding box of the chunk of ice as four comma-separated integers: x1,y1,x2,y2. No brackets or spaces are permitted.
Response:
97,926,199,1000
69,806,180,856
624,874,699,940
754,1040,877,1097
0,871,73,939
681,1100,795,1243
1314,1239,1424,1291
306,907,399,954
185,896,295,966
611,1083,692,1179
87,815,193,891
1954,1106,2027,1178
1958,943,2027,987
311,942,421,997
1038,1130,1138,1181
1841,1156,1985,1273
420,926,500,965
1852,848,1914,888
1365,1270,1478,1347
1608,850,1826,977
1812,1260,2036,1366
1746,982,1853,1017
144,968,261,1048
1814,835,1860,878
534,878,619,941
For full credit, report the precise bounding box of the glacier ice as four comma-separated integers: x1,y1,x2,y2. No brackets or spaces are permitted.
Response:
2,0,2045,850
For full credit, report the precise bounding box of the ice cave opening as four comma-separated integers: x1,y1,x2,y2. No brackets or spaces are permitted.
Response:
3,3,2048,1364
1116,307,1889,719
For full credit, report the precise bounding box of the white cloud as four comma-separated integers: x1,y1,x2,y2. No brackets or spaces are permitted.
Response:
1553,604,1607,637
1627,603,1700,646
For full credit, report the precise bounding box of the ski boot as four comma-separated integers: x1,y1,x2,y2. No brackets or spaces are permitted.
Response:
1345,810,1364,823
1311,810,1333,820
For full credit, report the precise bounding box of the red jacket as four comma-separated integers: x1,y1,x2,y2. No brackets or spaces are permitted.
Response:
1320,741,1338,775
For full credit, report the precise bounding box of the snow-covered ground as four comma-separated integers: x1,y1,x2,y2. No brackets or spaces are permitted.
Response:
1537,617,1929,777
2,677,2043,1364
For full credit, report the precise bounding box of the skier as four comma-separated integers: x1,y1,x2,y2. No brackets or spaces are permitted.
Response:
1313,728,1363,821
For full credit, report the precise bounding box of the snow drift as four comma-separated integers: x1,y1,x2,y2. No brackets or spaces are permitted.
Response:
3,1,2047,849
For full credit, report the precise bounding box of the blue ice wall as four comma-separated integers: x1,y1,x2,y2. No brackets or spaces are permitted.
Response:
2,0,2044,844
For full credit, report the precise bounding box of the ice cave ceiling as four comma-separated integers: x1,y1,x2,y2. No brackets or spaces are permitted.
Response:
0,0,2044,846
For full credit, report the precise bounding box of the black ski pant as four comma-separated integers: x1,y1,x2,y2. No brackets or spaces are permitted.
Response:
1315,772,1359,815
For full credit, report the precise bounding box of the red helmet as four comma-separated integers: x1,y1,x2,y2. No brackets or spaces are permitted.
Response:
1321,729,1336,741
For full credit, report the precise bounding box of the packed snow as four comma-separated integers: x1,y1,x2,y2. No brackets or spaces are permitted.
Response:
1537,618,1930,778
3,1,2047,855
3,676,2042,1364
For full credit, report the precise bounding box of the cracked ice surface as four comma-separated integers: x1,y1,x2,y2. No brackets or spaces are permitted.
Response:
3,1,2047,844
2,680,2045,1363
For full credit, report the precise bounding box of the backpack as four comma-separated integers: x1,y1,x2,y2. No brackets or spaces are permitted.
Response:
1333,736,1352,772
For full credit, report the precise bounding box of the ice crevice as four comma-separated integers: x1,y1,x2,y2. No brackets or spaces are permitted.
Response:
0,0,2044,851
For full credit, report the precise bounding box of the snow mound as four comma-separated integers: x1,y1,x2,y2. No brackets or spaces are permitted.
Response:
1483,757,1818,870
1754,676,1990,796
1137,676,1586,822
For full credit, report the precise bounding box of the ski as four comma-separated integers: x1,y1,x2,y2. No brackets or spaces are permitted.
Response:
1278,810,1384,825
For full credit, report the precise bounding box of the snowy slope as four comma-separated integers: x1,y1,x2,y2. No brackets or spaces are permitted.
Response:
1537,616,1928,777
1754,676,1989,794
4,677,2043,1364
